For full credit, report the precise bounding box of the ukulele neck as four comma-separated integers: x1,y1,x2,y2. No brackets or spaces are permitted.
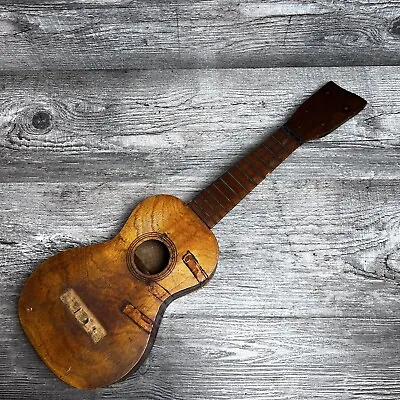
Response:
187,128,301,228
188,81,367,229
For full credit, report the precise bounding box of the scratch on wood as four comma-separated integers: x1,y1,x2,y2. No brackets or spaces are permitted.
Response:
122,302,154,334
283,15,293,45
0,239,18,246
175,7,181,65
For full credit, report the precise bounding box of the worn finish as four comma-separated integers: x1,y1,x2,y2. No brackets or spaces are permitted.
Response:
0,64,399,397
1,67,399,184
0,1,400,70
1,0,400,397
19,195,218,388
189,81,366,228
17,82,365,388
60,288,107,343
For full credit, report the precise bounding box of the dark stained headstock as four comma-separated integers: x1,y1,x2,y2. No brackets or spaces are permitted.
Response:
284,81,367,143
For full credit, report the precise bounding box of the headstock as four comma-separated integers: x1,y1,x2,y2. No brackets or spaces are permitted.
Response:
284,81,367,143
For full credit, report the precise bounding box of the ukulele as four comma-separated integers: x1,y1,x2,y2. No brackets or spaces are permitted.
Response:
19,82,367,389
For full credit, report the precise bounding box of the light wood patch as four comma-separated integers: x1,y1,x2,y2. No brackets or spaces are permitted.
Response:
60,289,106,344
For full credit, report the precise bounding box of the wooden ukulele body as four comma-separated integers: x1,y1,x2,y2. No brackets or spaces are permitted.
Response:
18,195,219,389
18,82,367,389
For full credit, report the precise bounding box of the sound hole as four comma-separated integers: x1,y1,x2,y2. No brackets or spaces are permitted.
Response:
133,239,170,276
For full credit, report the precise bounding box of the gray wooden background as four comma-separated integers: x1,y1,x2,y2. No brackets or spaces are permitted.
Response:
1,1,400,399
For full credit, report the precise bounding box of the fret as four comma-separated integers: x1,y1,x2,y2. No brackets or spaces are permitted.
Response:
206,184,232,212
268,142,285,159
246,152,272,178
242,157,266,182
226,171,249,194
190,199,215,227
199,191,226,220
187,81,367,229
188,136,288,228
267,136,288,158
254,145,278,170
250,148,274,173
192,198,218,224
281,124,304,144
232,165,257,189
223,172,248,197
234,163,260,186
255,146,280,170
271,134,292,157
202,187,226,213
212,182,237,207
218,177,242,202
197,198,221,226
261,142,284,162
275,129,300,152
202,191,227,219
195,194,220,221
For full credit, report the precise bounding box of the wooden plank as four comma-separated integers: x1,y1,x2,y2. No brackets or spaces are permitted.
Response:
2,178,400,318
1,67,399,182
0,1,400,70
2,316,400,399
1,65,399,397
2,0,400,10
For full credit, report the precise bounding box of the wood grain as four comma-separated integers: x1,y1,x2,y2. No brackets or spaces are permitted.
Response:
3,177,400,320
18,194,218,388
0,6,399,391
188,81,367,228
0,1,399,70
1,67,399,183
3,316,400,399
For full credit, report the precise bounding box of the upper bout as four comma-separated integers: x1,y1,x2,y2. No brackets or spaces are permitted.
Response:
118,194,220,294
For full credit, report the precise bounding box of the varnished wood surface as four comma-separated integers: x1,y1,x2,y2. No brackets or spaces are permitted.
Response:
18,194,218,388
0,0,400,70
1,0,400,396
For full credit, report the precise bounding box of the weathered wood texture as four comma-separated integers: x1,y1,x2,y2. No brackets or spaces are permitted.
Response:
2,0,400,396
0,0,400,70
5,316,400,399
3,179,400,318
18,194,219,388
1,65,400,397
1,67,399,183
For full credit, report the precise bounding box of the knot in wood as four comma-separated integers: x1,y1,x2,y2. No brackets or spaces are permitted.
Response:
6,105,54,149
31,111,52,131
389,16,400,36
20,106,53,135
385,248,400,278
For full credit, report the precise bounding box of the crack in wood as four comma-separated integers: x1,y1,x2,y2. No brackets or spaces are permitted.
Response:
0,239,18,246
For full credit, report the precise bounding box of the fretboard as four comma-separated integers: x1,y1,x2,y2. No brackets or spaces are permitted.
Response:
187,126,301,228
187,81,367,229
